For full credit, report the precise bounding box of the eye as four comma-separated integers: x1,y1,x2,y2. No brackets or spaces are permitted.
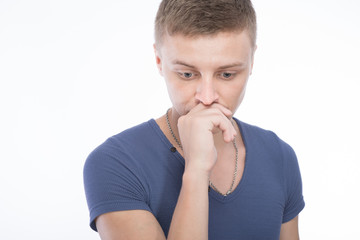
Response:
183,72,193,78
221,72,236,80
178,71,196,80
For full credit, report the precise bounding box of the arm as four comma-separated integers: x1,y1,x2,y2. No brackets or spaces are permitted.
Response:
95,173,210,240
167,104,236,240
96,210,166,240
95,104,235,240
279,216,300,240
279,137,305,240
167,169,210,240
96,171,211,240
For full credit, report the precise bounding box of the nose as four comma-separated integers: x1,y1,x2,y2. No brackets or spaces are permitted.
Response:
195,76,219,105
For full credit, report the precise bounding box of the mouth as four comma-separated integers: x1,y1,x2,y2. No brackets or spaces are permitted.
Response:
186,103,231,113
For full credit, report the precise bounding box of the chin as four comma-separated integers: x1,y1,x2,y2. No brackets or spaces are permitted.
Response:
172,104,193,116
171,106,186,117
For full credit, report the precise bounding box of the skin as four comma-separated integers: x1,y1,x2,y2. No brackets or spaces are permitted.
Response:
95,30,301,239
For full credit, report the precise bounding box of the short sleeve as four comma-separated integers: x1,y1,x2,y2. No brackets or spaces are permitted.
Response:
280,140,305,223
83,140,151,231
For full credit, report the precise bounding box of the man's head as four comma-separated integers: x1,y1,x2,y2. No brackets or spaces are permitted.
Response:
154,0,257,117
154,0,257,49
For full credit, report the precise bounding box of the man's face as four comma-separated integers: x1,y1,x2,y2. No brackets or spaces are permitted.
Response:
155,31,255,117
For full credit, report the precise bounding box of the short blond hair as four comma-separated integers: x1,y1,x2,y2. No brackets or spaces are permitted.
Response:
155,0,257,47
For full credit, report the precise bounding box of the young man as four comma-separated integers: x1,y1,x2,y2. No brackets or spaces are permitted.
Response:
83,0,305,239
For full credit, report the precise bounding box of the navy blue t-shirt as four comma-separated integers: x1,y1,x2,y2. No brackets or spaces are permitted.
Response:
83,119,305,239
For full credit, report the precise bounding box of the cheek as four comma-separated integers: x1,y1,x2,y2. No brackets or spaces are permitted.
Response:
164,72,192,97
225,80,246,97
163,74,191,102
235,81,248,104
223,79,248,108
169,84,193,103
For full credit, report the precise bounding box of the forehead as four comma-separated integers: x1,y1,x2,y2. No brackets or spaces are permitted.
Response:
159,31,253,67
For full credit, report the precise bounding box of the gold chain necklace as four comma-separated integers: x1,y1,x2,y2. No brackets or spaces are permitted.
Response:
165,108,238,196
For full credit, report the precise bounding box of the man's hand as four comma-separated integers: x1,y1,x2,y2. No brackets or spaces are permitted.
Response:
177,103,237,176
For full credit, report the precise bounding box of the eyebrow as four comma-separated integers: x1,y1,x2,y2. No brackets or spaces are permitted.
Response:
172,60,245,69
172,60,196,68
218,62,245,69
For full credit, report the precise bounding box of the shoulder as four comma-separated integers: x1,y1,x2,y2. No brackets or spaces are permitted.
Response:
90,119,159,154
236,119,294,155
107,119,159,148
83,120,161,231
84,119,160,171
234,119,305,220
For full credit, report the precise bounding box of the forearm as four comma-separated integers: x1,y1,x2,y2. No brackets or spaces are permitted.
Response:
167,170,209,240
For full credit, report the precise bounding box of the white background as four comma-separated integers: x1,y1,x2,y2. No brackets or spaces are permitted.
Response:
1,0,359,239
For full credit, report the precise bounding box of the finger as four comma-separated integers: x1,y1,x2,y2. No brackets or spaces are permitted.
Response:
185,103,237,141
195,107,236,137
209,105,237,138
208,112,236,142
189,103,232,117
210,103,233,117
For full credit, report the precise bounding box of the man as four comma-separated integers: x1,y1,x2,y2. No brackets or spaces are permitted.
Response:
83,0,305,239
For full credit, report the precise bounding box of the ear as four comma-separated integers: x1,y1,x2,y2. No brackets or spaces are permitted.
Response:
250,44,257,75
153,43,163,76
